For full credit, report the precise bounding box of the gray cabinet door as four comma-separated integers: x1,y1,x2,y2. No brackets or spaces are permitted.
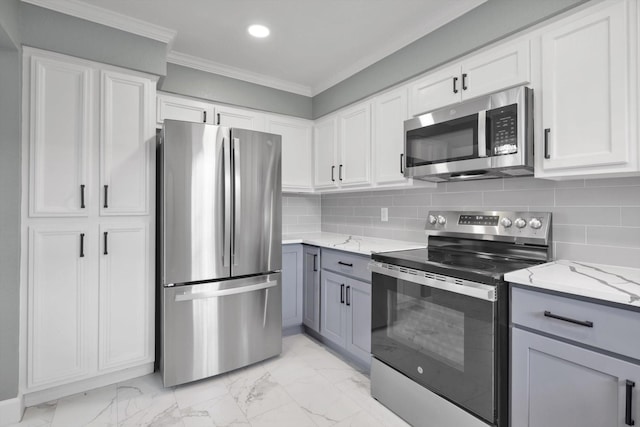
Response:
320,270,346,347
345,278,371,365
281,245,303,328
511,327,640,427
302,245,320,332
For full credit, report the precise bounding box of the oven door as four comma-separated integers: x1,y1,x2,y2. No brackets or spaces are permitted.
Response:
370,263,497,424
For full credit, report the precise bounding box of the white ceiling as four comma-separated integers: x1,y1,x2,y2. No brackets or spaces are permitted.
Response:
30,0,486,96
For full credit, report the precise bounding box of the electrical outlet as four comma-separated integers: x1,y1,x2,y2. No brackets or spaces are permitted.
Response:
381,207,389,222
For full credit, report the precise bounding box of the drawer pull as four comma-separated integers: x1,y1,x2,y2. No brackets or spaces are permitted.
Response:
543,310,593,328
627,380,635,426
338,261,353,267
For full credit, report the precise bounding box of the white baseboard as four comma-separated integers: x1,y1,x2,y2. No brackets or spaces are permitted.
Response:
0,395,24,426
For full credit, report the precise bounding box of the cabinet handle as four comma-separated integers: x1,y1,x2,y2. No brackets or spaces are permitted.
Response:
544,128,551,159
339,164,343,181
80,184,85,209
103,185,109,208
543,310,593,328
331,165,335,182
400,153,404,174
346,286,351,306
340,284,345,304
626,380,636,426
453,77,458,94
338,261,353,267
217,113,220,125
313,254,318,272
80,233,85,258
462,73,468,90
103,232,108,255
203,111,207,123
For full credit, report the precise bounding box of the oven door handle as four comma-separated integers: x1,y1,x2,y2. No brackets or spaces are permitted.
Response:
369,262,497,302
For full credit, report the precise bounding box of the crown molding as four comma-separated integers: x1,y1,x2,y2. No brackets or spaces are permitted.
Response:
21,0,177,47
167,51,313,97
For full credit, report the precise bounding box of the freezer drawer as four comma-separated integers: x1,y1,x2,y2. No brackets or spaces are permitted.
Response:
161,273,282,387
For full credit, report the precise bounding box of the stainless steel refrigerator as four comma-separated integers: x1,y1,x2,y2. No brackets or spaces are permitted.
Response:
159,119,282,387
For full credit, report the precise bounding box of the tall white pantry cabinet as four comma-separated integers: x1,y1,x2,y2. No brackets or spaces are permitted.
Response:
21,48,156,401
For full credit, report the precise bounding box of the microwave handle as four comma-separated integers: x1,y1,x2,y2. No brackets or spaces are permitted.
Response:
477,110,487,157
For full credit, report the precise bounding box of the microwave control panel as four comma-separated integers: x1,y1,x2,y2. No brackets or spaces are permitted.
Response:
488,103,518,155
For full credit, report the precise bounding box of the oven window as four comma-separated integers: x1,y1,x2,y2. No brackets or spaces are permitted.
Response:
405,113,479,167
371,272,496,423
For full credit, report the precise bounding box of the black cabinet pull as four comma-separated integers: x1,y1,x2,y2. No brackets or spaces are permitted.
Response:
313,254,318,272
203,111,207,123
346,286,351,306
103,232,108,255
103,185,109,208
453,76,459,94
400,153,404,174
543,310,593,328
339,164,343,181
338,261,353,267
80,184,85,209
80,233,85,258
217,113,221,125
544,128,551,159
340,284,345,304
627,380,636,426
331,165,335,182
462,73,468,90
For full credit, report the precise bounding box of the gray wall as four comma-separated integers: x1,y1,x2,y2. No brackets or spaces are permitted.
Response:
283,195,322,234
320,176,640,268
161,63,313,119
20,3,167,76
0,0,20,49
312,0,589,117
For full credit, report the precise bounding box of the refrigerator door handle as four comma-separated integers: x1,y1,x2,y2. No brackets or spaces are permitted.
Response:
232,137,240,266
222,137,231,267
174,279,278,302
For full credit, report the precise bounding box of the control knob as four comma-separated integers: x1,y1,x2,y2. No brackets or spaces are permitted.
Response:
428,215,437,225
529,218,542,230
514,218,527,229
437,215,447,225
501,217,513,228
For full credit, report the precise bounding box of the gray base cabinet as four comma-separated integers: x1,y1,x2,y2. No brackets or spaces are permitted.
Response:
302,246,320,332
282,245,303,329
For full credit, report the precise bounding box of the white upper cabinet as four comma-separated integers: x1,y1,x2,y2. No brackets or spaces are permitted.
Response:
216,104,265,131
339,102,372,186
29,55,93,217
314,115,339,189
100,70,155,215
409,39,531,116
374,87,409,185
156,92,214,125
536,0,638,179
267,115,314,192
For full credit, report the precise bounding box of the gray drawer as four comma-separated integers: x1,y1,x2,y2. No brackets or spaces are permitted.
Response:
512,286,640,361
321,248,370,283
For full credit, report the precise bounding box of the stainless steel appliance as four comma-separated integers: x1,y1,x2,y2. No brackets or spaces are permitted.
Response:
369,210,552,427
158,120,282,387
403,86,533,182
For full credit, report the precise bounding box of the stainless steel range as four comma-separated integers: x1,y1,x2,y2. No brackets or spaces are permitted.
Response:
369,210,552,427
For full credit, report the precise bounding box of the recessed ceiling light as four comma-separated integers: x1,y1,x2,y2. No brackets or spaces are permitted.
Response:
248,24,270,38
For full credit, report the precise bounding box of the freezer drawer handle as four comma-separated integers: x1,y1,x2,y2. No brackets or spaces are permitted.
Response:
174,280,278,302
543,310,593,328
627,380,635,426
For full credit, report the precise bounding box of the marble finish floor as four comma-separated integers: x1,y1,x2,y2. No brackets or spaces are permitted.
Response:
11,334,410,427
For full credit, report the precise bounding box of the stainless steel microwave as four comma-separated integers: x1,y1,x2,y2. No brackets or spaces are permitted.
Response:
403,86,533,182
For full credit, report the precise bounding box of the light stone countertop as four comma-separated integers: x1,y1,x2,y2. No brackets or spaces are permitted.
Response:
282,232,424,256
505,259,640,308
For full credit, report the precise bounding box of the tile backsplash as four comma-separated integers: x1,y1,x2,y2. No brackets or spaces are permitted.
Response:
319,176,640,269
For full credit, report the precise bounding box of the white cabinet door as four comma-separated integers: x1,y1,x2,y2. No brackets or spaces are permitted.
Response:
28,225,93,389
461,39,530,100
157,92,214,125
339,102,371,186
98,223,152,371
314,115,339,188
409,64,461,116
29,55,93,217
100,70,154,216
267,115,314,191
374,88,408,184
538,1,635,177
216,105,265,131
